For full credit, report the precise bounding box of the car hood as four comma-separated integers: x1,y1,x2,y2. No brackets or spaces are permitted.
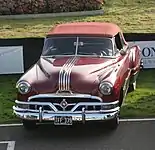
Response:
20,56,118,94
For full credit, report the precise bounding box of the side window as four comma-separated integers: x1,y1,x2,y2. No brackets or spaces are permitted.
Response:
113,37,118,50
112,37,119,56
119,32,127,48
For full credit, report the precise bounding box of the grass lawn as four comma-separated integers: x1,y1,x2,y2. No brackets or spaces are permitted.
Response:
0,0,154,38
0,75,20,123
0,69,155,123
121,69,155,118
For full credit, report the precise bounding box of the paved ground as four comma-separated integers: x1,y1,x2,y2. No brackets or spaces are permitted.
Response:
0,121,155,150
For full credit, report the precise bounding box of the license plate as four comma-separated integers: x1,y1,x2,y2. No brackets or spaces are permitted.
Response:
54,116,73,125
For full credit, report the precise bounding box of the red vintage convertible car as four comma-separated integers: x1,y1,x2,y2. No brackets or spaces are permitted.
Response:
13,22,142,130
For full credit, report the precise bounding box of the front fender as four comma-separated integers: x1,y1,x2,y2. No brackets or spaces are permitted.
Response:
129,45,141,73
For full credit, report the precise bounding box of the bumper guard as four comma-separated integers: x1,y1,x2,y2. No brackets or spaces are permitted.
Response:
13,99,120,124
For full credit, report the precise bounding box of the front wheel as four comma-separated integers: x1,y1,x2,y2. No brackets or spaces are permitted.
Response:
22,120,37,130
106,116,119,130
128,80,137,92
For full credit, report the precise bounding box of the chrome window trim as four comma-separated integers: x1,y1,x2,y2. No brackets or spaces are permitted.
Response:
41,55,117,59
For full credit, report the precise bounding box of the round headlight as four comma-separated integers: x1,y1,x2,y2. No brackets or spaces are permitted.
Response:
16,81,31,94
99,82,113,95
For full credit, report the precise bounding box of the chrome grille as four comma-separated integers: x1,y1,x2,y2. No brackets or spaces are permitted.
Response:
29,105,52,111
17,94,119,113
29,97,101,111
76,105,102,111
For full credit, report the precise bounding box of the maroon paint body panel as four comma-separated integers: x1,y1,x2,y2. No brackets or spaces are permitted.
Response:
16,22,141,105
18,51,140,101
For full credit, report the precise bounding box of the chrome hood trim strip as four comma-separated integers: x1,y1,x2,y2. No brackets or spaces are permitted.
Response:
58,57,78,92
59,57,73,91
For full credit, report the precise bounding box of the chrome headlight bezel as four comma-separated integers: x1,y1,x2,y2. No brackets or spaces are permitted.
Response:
99,81,113,95
16,81,31,94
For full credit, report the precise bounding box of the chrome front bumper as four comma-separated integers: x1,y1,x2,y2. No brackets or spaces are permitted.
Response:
13,99,120,124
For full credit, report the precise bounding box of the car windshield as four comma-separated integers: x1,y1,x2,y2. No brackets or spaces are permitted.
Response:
42,36,114,57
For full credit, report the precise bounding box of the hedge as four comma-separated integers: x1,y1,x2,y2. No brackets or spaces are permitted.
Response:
0,0,104,15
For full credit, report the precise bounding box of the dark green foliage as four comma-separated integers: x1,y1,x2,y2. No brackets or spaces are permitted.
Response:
0,0,104,15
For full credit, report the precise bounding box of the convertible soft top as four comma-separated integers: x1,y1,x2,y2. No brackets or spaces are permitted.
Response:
47,22,121,37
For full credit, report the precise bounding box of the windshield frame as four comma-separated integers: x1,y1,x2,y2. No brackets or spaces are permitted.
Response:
41,36,117,58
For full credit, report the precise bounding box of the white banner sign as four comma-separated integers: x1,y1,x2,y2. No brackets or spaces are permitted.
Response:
129,41,155,68
0,46,24,74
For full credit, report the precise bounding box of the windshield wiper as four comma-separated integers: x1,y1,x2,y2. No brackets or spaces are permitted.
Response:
60,52,74,55
78,52,100,57
78,52,96,55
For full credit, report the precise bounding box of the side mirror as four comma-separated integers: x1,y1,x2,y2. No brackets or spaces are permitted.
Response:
120,49,126,55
